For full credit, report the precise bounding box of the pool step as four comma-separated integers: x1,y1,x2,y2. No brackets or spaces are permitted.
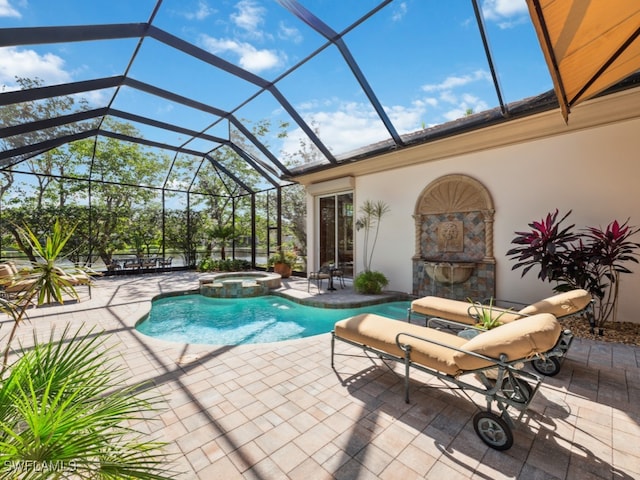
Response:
201,279,269,298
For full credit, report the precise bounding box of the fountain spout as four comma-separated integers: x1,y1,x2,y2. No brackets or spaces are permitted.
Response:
424,261,475,284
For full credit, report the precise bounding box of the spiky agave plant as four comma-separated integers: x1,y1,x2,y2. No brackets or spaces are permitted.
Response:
0,326,175,479
1,219,90,373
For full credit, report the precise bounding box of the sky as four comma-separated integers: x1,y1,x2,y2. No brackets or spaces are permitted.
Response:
0,0,552,170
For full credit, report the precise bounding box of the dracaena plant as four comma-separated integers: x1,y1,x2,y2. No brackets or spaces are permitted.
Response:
507,210,640,331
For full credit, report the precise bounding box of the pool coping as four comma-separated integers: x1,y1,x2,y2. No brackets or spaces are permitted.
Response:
147,287,413,309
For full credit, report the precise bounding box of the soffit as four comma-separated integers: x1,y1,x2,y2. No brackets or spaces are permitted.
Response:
526,0,640,121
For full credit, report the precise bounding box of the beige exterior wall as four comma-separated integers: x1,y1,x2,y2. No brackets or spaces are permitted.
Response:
299,87,640,324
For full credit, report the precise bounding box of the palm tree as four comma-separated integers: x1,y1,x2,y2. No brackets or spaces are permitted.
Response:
0,219,174,478
211,224,236,260
355,200,390,272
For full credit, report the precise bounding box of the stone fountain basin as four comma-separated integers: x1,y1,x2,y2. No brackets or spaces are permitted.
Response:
425,262,475,284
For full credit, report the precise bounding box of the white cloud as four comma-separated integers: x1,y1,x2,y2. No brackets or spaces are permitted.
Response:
199,35,282,72
231,0,265,34
442,94,489,121
482,0,527,19
482,0,529,28
0,0,21,18
439,90,458,105
419,70,493,123
391,2,408,22
184,0,215,21
0,47,72,87
81,89,110,107
385,102,428,133
280,98,428,158
279,63,496,159
422,70,491,92
278,21,302,44
197,0,291,73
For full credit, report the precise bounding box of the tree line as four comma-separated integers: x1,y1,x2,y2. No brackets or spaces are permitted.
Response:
0,77,308,268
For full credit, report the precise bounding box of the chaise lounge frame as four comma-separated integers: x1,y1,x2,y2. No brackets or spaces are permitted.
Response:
331,313,563,450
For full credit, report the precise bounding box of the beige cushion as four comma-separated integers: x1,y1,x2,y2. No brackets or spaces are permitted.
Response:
411,296,522,325
309,272,330,279
334,313,467,375
0,264,14,279
73,271,91,285
53,266,78,284
54,266,94,286
5,279,36,293
453,313,561,371
0,263,36,292
518,289,591,318
5,262,19,274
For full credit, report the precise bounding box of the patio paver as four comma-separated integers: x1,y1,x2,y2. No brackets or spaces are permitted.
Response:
7,272,640,479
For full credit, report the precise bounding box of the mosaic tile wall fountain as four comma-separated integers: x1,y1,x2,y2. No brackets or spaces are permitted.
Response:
412,174,495,301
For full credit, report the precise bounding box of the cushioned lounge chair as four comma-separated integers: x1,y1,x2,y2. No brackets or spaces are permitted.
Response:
409,289,592,326
332,312,563,450
54,267,91,285
407,289,593,376
0,262,37,297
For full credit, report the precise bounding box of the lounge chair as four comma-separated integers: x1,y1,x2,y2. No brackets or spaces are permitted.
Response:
331,312,563,450
407,289,593,375
0,262,37,297
54,266,91,286
409,289,592,325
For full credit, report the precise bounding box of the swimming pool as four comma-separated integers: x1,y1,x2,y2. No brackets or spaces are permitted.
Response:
136,294,411,345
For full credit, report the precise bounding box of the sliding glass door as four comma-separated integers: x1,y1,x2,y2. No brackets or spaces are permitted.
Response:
318,192,353,277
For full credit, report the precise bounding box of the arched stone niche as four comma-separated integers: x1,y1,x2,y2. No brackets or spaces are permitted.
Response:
412,174,495,300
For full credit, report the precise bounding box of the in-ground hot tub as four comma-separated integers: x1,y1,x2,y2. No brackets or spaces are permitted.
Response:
199,271,281,298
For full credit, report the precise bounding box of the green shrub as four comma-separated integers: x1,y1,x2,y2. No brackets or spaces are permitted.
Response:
354,270,389,294
197,258,251,272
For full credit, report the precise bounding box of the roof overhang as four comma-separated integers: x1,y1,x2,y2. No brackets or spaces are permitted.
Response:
526,0,640,122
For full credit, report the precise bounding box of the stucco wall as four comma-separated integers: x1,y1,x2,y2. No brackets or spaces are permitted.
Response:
351,117,640,323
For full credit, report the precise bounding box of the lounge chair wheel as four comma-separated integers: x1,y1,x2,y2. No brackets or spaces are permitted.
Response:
473,411,513,450
532,356,561,376
500,377,533,404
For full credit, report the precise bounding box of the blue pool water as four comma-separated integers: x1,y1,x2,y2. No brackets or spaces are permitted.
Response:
136,294,411,345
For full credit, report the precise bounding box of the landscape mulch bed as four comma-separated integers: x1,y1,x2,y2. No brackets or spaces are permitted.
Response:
561,317,640,346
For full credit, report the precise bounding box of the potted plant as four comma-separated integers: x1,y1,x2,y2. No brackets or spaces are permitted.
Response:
507,209,640,334
456,298,511,340
268,247,297,278
469,298,511,330
354,200,390,294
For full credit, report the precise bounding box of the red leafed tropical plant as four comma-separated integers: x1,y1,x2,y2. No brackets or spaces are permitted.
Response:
507,210,640,332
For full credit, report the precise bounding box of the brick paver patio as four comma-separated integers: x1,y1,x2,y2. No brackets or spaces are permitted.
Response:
6,272,640,479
